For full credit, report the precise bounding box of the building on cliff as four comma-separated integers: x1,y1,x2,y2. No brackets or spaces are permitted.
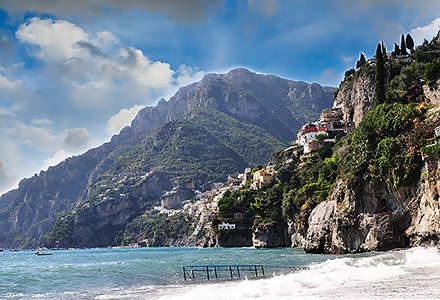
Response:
295,107,354,155
252,167,276,189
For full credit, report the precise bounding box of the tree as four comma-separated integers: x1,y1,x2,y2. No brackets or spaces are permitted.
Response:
381,41,387,56
393,43,400,56
400,34,408,55
356,53,366,69
375,43,386,104
406,34,414,53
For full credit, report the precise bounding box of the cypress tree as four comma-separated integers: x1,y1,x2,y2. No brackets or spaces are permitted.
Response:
406,34,414,53
375,43,386,103
393,43,400,56
400,34,408,55
381,41,387,56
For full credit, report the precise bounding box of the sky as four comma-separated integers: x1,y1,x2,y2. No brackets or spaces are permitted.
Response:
1,0,440,195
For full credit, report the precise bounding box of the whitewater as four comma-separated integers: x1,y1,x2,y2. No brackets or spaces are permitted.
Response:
1,247,439,299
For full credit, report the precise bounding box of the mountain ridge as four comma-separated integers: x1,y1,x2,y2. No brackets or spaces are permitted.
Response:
0,68,335,249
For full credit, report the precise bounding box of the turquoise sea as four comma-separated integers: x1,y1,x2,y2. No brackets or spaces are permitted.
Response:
1,246,440,299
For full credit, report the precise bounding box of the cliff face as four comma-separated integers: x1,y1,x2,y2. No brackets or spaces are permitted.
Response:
334,70,376,126
304,82,440,254
406,160,440,247
304,181,413,253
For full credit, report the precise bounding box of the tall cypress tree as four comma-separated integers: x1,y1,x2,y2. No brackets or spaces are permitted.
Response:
393,43,400,56
406,34,414,53
375,43,386,103
381,41,387,55
400,34,408,55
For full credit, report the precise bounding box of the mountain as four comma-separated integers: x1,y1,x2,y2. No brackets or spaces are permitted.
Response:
0,68,335,249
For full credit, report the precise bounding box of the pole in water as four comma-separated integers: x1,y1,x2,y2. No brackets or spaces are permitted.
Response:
183,267,187,281
206,266,210,280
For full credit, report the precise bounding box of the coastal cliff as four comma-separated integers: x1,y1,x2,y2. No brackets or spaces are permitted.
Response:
302,34,440,253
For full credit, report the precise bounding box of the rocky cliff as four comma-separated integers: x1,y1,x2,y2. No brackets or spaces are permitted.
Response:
333,67,376,126
304,78,440,254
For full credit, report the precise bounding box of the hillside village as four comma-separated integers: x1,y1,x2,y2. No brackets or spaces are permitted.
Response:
154,104,355,241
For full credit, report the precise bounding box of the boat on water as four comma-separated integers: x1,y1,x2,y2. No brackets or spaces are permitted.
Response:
35,251,53,256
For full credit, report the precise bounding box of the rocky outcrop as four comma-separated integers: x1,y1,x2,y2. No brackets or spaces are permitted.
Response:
304,180,412,254
217,229,253,247
252,222,291,248
334,71,376,126
423,79,440,106
405,159,440,247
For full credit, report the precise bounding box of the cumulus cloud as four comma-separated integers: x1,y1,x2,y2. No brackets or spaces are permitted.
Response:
16,18,176,93
1,0,223,23
16,18,89,63
411,18,440,46
61,128,91,152
106,105,144,135
0,73,23,90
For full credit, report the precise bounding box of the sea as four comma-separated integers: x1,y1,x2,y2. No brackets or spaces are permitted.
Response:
1,246,440,299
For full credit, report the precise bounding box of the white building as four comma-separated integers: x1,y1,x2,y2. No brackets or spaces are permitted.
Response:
219,223,236,230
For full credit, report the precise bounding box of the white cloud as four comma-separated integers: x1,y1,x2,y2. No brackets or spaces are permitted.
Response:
61,128,91,152
176,65,205,86
16,18,179,95
0,73,23,90
31,118,52,126
410,18,440,46
106,105,144,135
8,121,57,151
16,18,89,63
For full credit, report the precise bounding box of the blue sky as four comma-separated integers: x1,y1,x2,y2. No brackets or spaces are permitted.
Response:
1,0,440,195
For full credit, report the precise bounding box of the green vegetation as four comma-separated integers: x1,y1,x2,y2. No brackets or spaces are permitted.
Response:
119,212,194,246
46,212,75,247
99,108,288,194
424,59,440,86
341,103,425,188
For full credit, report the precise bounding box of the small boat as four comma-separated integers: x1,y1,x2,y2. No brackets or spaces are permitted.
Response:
34,251,53,256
